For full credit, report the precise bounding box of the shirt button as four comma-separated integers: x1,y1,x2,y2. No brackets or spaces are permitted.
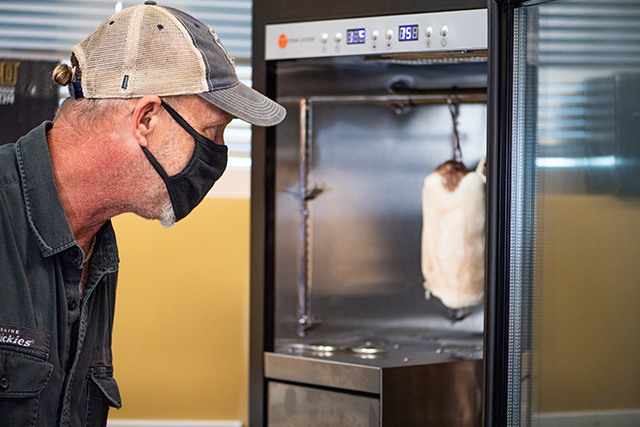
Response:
0,377,9,390
68,299,78,311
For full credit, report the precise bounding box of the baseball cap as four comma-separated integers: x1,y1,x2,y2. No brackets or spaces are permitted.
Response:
68,1,285,127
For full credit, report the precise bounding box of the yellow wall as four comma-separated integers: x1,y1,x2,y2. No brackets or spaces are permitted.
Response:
108,198,250,425
533,194,640,413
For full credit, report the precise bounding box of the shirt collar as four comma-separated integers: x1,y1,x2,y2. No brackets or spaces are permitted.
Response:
15,122,119,270
16,122,76,257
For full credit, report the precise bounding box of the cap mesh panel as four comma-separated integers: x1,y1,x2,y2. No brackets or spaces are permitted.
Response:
76,10,133,98
133,8,207,96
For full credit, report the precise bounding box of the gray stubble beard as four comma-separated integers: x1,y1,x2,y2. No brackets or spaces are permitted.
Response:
158,201,177,228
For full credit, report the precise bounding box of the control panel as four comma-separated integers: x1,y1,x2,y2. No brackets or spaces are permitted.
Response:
265,9,487,60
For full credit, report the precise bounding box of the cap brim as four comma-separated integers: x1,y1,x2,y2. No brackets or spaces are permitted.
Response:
199,82,286,127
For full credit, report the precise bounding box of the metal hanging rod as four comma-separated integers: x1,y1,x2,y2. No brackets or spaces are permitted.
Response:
278,88,487,106
297,98,314,337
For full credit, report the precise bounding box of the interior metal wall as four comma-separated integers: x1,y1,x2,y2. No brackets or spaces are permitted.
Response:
273,58,488,349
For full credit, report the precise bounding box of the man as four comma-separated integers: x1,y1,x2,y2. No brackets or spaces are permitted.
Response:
0,2,285,426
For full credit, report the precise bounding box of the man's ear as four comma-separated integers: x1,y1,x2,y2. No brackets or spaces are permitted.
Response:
130,95,163,148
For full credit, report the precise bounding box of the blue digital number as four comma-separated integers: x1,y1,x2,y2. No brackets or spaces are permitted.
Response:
399,25,418,42
347,28,365,45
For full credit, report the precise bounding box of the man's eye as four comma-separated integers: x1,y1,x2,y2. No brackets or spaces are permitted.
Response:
207,125,221,140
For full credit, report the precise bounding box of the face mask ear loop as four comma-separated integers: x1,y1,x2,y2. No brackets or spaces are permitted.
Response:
161,100,203,140
141,146,186,221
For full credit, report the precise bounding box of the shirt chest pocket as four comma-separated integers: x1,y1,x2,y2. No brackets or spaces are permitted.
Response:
0,349,54,427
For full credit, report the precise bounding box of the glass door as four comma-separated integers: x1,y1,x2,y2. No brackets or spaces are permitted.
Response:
486,0,640,425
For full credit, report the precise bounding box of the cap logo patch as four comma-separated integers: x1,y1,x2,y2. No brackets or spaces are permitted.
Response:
121,74,129,89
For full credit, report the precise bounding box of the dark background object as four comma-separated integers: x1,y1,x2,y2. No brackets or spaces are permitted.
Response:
0,59,59,146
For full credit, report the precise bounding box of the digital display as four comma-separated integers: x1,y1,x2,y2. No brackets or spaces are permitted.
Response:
399,24,419,41
347,28,366,45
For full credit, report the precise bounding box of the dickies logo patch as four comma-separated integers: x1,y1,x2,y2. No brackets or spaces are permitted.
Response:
0,323,51,355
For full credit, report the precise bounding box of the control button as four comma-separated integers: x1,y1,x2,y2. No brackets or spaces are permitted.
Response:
425,39,432,48
321,33,328,44
425,26,433,38
372,30,379,41
440,25,448,37
386,29,393,40
68,299,78,311
335,32,342,43
386,41,392,50
0,377,9,390
440,38,447,47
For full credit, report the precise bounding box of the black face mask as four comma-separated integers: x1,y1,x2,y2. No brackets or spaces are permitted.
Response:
142,100,228,222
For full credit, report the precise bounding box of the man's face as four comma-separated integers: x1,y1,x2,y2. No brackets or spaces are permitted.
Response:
142,95,234,227
155,95,234,175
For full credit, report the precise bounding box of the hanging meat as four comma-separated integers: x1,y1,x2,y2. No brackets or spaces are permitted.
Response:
421,157,486,310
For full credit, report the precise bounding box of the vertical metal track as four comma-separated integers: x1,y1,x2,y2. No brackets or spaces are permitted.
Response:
297,98,313,337
507,6,538,427
506,8,527,426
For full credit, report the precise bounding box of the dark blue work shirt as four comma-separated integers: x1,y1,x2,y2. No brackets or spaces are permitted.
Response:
0,122,122,426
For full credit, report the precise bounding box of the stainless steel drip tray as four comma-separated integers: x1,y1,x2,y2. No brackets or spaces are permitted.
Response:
265,330,483,395
275,330,483,366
